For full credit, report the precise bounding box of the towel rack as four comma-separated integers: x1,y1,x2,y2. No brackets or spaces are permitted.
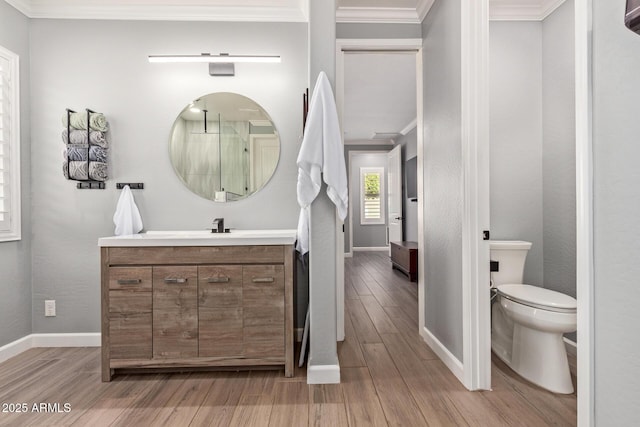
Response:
64,108,108,189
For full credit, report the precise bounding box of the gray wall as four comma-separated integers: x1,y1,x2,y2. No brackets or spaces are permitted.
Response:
490,3,576,344
0,1,32,347
28,19,307,334
489,21,544,287
336,23,422,39
421,0,463,360
396,128,418,242
593,0,640,423
350,152,388,248
542,1,576,305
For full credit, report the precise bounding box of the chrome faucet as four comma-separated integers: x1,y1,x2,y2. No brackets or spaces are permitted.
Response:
212,218,224,233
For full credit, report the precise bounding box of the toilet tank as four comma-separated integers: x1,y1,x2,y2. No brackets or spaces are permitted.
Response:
489,240,532,286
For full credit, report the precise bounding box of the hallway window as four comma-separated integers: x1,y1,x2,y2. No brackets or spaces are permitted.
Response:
360,167,385,225
0,45,20,242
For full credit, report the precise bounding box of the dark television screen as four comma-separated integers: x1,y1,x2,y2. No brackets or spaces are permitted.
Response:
626,0,640,33
405,156,417,201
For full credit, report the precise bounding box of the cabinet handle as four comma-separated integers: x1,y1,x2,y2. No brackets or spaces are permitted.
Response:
207,276,230,283
117,279,141,285
252,277,275,283
164,278,187,284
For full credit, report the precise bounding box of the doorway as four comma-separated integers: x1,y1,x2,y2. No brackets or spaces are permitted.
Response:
336,38,422,344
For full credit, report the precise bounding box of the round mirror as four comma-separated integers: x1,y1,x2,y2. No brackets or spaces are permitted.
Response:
169,92,280,202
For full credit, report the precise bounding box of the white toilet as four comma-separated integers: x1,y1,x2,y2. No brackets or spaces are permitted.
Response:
490,240,577,394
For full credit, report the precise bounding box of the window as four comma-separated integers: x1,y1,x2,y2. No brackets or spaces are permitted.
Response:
360,167,385,225
0,45,20,242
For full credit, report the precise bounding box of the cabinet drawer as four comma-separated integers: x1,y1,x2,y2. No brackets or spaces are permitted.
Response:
108,267,152,291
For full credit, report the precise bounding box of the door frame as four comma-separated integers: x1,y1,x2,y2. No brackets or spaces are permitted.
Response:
574,1,594,425
335,38,423,344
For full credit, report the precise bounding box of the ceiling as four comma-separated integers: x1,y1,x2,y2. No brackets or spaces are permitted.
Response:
343,52,417,143
4,0,567,22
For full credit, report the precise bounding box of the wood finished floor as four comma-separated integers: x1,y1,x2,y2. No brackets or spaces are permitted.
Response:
0,252,576,426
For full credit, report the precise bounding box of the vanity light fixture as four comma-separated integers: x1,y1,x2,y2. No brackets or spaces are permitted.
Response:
148,53,281,77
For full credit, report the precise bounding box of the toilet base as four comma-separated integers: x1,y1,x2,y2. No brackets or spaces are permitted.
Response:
492,301,575,394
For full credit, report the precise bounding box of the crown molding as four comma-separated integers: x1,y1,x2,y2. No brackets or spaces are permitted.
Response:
336,7,420,24
416,0,435,22
489,0,567,21
3,0,309,22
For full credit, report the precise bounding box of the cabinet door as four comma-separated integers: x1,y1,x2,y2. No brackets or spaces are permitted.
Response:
108,267,152,360
243,265,285,358
198,265,243,357
153,266,198,359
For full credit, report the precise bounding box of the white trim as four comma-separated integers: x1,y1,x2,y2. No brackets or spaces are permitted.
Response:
3,0,308,22
352,246,389,252
0,45,21,242
417,0,436,22
420,326,465,385
0,335,32,364
344,139,394,146
338,39,424,52
575,0,594,424
489,0,567,21
336,7,421,24
307,363,341,384
400,118,418,136
344,252,353,258
416,45,426,367
0,333,101,364
460,0,491,391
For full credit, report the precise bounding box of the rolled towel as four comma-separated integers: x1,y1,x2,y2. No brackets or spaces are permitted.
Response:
62,161,108,181
62,112,109,132
89,162,108,181
62,160,88,180
63,145,108,163
62,129,108,147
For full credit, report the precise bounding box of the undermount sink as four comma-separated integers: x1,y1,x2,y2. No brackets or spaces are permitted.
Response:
98,229,297,247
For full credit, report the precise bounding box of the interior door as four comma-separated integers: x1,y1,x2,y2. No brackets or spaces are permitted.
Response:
387,144,403,255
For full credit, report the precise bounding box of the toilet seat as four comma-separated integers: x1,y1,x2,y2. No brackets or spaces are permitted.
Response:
497,284,577,313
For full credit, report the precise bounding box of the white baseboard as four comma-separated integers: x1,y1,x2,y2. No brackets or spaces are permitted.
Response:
353,246,389,252
0,335,33,364
0,333,101,364
420,326,465,386
307,363,341,384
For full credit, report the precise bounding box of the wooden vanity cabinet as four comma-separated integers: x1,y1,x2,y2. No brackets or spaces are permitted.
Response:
101,245,294,382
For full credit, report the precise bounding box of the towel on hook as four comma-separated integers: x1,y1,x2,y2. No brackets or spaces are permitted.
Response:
295,71,348,254
113,185,143,236
62,129,108,147
62,111,109,132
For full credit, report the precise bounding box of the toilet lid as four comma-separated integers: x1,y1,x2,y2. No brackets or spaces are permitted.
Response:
497,284,577,311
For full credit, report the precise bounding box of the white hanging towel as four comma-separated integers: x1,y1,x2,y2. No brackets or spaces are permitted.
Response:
296,71,348,254
113,185,144,236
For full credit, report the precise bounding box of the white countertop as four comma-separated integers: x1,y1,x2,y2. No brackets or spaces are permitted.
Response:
98,229,297,247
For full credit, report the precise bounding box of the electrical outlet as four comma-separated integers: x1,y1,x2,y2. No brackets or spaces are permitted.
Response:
45,300,56,317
